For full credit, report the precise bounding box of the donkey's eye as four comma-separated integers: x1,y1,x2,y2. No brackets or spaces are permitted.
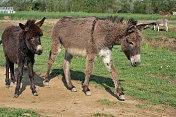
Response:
129,42,134,45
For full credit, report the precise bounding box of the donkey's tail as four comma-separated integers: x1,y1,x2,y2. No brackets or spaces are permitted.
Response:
0,40,2,45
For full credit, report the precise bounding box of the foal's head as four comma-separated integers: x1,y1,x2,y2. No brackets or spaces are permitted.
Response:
121,19,149,67
19,17,45,55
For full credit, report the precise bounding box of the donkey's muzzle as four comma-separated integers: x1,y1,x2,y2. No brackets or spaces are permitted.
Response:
36,45,43,55
130,54,141,67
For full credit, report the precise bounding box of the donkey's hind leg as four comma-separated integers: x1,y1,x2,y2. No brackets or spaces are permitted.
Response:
5,57,10,88
63,51,76,92
44,36,61,86
9,62,16,83
83,54,96,96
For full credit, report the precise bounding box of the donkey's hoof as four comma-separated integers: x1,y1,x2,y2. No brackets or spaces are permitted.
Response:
6,85,10,88
119,95,125,101
13,94,19,98
33,92,38,96
44,81,49,86
86,91,91,96
13,81,17,84
71,87,77,92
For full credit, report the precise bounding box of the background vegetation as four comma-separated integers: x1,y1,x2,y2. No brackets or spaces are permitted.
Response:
0,0,176,14
1,11,176,20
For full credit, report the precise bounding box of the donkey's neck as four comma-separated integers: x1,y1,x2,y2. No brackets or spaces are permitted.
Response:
98,21,128,47
18,32,30,55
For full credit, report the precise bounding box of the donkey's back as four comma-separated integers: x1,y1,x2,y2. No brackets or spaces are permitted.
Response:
2,26,21,63
53,17,97,56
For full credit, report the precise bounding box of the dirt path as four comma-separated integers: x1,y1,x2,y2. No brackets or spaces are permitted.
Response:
0,67,175,117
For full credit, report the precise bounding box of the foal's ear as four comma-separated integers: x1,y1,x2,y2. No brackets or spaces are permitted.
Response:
36,17,46,27
19,23,29,31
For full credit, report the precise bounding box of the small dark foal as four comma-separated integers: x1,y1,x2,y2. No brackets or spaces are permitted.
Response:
1,17,45,98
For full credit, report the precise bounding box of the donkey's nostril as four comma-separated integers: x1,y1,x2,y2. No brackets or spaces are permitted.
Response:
133,62,140,67
37,50,43,55
36,45,43,55
130,54,141,67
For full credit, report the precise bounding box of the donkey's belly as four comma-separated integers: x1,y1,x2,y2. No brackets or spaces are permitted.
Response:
66,48,87,57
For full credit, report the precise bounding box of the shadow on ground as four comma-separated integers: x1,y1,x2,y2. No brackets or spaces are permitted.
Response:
48,68,125,100
13,68,44,95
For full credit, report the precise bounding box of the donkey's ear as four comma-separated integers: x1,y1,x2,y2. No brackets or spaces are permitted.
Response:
126,25,135,35
128,18,137,26
36,17,45,27
19,23,29,31
137,23,156,31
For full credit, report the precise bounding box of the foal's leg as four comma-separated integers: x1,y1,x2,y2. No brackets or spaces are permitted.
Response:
101,49,125,100
9,62,16,83
14,64,24,98
44,36,61,86
27,62,38,96
63,51,76,92
5,57,10,88
83,54,96,96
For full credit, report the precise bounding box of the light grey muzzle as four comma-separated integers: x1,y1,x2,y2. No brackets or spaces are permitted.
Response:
36,45,43,55
130,54,141,67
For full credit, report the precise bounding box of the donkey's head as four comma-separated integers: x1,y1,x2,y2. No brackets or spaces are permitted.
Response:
19,17,45,55
121,18,150,67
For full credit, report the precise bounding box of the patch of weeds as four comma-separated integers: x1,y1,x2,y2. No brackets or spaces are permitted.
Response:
135,103,155,111
142,43,153,50
92,113,114,117
136,104,143,108
157,45,163,51
173,40,176,43
0,107,41,117
97,99,117,106
119,102,130,108
155,108,164,112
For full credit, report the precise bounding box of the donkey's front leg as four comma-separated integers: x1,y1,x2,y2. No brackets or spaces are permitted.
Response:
102,49,125,100
27,62,38,96
14,64,24,98
83,55,96,96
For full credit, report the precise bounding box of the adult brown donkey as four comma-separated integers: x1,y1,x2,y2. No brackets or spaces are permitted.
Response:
44,16,149,100
1,17,45,98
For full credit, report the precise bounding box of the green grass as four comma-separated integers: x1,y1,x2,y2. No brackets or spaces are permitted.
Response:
141,27,176,41
0,107,41,117
0,17,176,108
1,11,176,20
92,113,114,117
97,99,117,105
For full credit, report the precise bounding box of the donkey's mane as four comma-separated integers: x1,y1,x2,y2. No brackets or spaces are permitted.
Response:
25,19,36,28
99,16,124,24
100,16,137,26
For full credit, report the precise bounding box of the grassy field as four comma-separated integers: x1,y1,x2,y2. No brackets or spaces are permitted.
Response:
0,107,41,117
0,12,176,108
0,11,176,20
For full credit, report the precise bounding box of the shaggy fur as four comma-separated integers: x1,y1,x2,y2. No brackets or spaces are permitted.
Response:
44,16,150,100
1,17,45,98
